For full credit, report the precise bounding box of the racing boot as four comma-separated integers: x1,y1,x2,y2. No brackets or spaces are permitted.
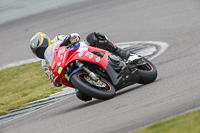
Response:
76,91,92,102
114,47,130,60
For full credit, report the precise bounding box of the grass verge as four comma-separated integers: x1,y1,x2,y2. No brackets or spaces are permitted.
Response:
0,61,63,116
134,109,200,133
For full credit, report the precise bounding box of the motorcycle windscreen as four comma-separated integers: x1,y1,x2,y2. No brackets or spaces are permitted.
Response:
44,42,61,66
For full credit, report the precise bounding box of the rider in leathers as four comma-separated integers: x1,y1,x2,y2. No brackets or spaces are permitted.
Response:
30,32,131,101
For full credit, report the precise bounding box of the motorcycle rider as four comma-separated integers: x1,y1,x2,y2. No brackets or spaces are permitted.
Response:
30,32,131,101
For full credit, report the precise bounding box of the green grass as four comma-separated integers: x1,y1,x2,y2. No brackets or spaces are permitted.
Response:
133,109,200,133
0,62,63,116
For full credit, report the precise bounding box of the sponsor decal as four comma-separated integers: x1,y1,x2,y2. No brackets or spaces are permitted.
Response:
60,55,63,60
61,47,65,53
51,61,56,69
53,76,58,82
85,52,93,59
32,43,35,47
57,61,61,66
58,50,61,57
57,66,63,74
65,74,69,81
78,49,85,57
63,52,66,63
77,47,88,52
96,57,100,62
99,40,106,43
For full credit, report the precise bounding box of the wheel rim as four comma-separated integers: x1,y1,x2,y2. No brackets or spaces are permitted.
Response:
138,62,153,72
78,73,111,91
84,75,106,87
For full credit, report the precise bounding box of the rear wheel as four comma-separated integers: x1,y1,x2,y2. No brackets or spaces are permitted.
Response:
70,71,116,100
137,58,157,84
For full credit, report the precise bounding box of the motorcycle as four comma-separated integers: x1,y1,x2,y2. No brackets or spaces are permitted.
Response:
44,41,157,101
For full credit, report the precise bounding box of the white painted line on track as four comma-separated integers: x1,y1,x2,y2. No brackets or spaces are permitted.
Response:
146,41,169,60
115,41,169,60
0,58,41,71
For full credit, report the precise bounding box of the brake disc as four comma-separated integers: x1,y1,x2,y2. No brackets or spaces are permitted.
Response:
84,75,106,88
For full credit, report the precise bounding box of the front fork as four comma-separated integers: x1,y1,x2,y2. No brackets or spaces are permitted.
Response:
75,60,99,81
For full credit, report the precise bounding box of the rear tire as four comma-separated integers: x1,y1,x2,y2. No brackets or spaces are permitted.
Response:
70,71,116,100
137,58,157,84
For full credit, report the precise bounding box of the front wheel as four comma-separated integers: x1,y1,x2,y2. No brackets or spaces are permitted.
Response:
70,71,116,100
137,58,157,84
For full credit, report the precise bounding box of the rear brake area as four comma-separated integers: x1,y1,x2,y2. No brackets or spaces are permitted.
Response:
126,54,146,68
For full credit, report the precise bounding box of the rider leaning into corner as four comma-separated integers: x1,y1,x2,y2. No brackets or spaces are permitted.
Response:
30,32,135,101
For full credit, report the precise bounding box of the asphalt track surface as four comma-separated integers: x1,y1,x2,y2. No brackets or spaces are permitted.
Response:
0,0,200,133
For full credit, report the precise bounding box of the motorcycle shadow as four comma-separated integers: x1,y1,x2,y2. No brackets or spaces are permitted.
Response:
59,98,105,114
116,79,160,96
116,84,144,96
61,85,144,113
58,82,158,115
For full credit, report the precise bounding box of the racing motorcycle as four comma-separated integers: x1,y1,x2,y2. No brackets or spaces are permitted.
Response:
45,41,157,101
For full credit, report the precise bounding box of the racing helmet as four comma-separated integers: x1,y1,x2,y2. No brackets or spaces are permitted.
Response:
30,32,51,59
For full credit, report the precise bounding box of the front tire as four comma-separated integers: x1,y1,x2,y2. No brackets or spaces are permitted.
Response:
70,71,116,100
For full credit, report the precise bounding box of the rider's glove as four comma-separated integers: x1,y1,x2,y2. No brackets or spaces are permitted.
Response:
69,33,81,45
61,33,80,47
115,48,130,60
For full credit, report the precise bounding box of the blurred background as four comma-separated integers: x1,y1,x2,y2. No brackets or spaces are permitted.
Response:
0,0,84,24
1,0,200,132
0,0,86,67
